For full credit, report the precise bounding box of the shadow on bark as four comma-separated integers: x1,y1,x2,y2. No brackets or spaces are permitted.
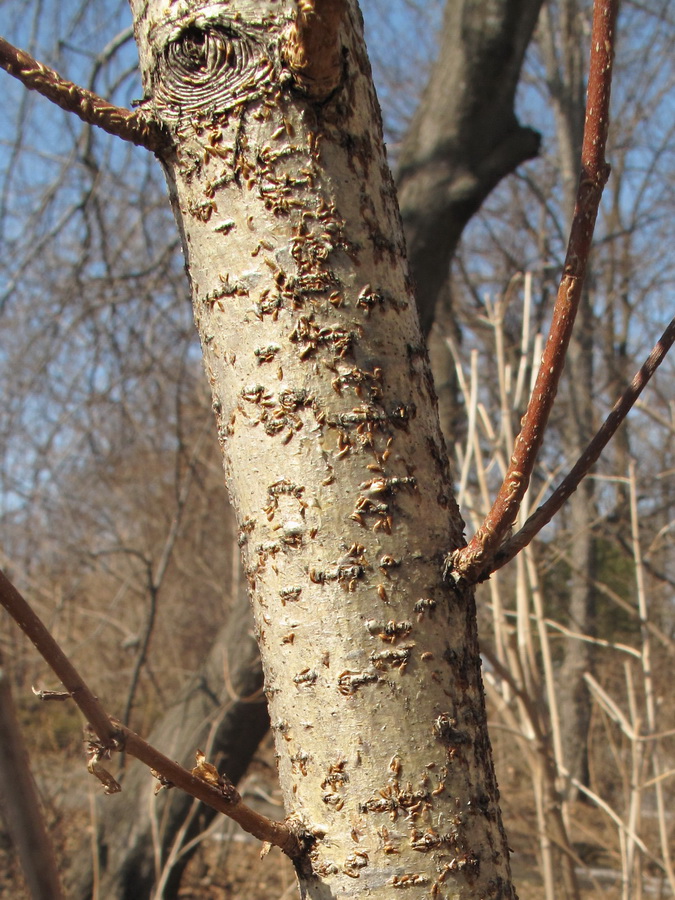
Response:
67,593,268,900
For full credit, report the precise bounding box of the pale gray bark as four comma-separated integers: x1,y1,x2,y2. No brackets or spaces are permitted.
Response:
127,1,516,896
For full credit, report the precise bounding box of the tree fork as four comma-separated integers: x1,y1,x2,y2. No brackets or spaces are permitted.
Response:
128,1,515,897
451,0,620,583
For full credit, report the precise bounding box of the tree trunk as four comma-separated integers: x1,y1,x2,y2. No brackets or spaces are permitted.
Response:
128,1,516,897
65,2,546,891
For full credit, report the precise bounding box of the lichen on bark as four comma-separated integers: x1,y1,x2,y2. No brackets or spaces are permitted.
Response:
129,1,516,896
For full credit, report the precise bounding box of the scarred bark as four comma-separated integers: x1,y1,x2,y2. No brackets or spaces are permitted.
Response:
284,0,347,99
128,1,515,896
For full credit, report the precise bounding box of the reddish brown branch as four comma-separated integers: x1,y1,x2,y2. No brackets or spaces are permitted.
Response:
484,316,675,577
284,0,347,99
451,0,619,583
0,568,303,858
0,36,167,152
116,729,302,856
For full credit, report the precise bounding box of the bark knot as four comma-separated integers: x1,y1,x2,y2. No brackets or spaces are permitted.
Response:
153,17,274,123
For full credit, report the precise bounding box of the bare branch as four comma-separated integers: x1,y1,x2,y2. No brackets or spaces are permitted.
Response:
0,36,167,152
115,730,303,857
284,0,347,99
0,568,304,859
487,315,675,575
451,0,620,583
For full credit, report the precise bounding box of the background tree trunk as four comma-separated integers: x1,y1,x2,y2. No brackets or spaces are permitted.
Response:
397,0,543,448
397,0,543,337
67,591,268,900
0,650,64,900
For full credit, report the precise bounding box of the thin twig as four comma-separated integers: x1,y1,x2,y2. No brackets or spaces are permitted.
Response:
451,0,620,583
486,315,675,575
118,730,302,856
0,568,304,859
0,36,167,152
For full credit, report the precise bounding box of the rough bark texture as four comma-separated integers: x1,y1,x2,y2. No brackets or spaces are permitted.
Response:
397,0,544,336
128,1,516,897
66,598,268,900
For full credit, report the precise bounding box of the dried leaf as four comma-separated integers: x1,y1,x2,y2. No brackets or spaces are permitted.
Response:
32,685,71,701
192,749,222,787
87,759,121,794
190,750,240,803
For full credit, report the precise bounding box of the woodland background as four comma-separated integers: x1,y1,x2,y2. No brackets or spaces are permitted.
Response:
0,0,673,897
